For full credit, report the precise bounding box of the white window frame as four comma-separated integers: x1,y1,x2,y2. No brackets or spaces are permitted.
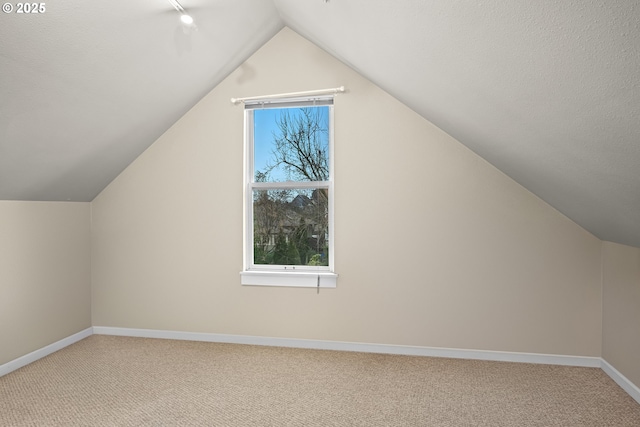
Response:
241,97,337,288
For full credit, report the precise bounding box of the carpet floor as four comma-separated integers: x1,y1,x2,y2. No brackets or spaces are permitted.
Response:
1,335,639,426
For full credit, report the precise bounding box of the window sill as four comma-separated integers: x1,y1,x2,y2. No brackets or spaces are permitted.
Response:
240,270,338,288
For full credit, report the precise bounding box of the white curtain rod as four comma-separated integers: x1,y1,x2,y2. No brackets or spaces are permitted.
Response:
231,86,345,105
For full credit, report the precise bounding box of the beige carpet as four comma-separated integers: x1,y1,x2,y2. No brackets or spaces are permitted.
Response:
1,335,639,426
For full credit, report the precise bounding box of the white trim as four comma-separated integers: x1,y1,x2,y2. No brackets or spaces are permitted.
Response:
243,101,336,281
601,359,640,405
243,108,253,272
0,327,93,377
252,181,331,190
240,270,337,287
93,326,600,367
5,326,640,405
327,105,335,269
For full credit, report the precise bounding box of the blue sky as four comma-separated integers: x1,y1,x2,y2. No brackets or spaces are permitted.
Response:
253,108,283,180
253,106,329,182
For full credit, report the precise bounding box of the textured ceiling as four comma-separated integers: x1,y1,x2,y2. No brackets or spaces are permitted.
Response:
1,1,639,247
0,0,283,201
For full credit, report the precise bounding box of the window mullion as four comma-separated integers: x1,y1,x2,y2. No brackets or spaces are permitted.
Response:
251,181,330,190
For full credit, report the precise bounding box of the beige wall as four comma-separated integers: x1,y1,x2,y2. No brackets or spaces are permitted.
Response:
91,27,603,357
0,201,91,365
602,241,640,387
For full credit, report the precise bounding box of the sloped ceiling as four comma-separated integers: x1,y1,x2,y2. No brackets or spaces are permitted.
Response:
0,0,283,201
1,1,639,248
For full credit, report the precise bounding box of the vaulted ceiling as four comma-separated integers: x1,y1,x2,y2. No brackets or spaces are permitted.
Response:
1,0,639,247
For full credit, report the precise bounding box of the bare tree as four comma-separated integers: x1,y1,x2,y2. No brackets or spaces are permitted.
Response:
253,107,330,266
265,108,329,182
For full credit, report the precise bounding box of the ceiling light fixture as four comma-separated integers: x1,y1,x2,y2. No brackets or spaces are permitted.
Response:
167,0,194,25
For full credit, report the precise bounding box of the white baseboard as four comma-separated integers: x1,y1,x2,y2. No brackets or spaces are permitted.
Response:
92,326,601,368
5,326,638,406
601,359,640,405
0,327,93,377
94,326,640,404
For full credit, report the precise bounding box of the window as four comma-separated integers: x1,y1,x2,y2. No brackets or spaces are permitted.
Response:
241,97,337,288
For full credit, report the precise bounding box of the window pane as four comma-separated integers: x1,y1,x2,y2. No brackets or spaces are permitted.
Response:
253,188,329,266
253,106,330,183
